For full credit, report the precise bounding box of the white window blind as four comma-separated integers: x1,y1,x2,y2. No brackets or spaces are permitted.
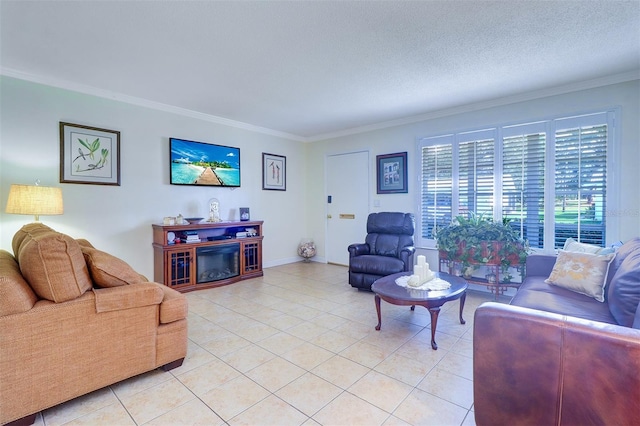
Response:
458,138,495,219
417,110,614,251
501,127,546,248
420,136,453,240
554,119,607,248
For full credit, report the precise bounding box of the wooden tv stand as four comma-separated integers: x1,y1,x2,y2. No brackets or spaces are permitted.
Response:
152,220,263,292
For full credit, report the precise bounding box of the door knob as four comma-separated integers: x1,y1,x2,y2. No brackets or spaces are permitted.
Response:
327,214,332,219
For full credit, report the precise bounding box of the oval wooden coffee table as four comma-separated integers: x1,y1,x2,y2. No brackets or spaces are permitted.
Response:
371,271,468,350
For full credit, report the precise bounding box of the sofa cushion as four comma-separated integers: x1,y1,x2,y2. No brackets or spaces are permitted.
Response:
0,250,38,316
510,276,617,324
366,234,405,257
563,237,614,255
76,238,95,249
81,246,147,288
12,223,92,303
11,222,55,254
349,254,405,276
545,251,614,302
607,248,640,327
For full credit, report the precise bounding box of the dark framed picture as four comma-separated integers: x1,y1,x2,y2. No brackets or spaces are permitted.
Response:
60,122,121,185
376,152,408,194
262,153,286,191
240,207,250,221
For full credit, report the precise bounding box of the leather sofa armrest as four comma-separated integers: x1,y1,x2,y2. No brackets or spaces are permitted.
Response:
525,253,557,277
93,283,163,313
473,302,640,426
348,243,370,258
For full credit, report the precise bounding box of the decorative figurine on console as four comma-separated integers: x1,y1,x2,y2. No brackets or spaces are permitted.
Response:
207,198,221,222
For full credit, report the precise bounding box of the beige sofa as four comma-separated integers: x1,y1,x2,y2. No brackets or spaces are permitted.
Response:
0,223,188,426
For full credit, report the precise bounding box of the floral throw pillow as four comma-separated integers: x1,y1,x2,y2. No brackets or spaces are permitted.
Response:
545,251,615,302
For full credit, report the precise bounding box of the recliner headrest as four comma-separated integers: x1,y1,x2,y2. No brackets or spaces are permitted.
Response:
367,212,415,235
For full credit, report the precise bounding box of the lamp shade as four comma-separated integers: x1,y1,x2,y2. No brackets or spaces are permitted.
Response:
6,184,63,221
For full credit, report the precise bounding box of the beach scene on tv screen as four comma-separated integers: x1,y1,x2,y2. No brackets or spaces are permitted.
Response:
171,139,240,186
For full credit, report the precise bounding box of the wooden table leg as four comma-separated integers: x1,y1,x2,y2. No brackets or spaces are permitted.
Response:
375,294,382,331
428,306,441,350
459,291,467,325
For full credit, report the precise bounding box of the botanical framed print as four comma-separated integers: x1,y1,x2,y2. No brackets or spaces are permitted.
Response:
262,153,286,191
376,152,408,194
60,122,121,185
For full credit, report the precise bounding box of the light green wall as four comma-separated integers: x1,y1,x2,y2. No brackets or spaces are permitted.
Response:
1,77,638,274
0,76,308,277
306,80,640,258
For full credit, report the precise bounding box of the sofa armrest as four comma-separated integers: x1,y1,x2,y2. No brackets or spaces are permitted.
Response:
524,253,557,277
93,283,163,313
348,243,370,258
399,247,416,272
157,284,188,324
473,302,640,426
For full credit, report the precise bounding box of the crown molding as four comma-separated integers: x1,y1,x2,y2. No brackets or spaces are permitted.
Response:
3,67,637,144
308,70,640,142
0,67,307,142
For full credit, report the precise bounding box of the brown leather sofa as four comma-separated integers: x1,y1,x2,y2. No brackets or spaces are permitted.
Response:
348,212,416,290
473,237,640,426
0,224,188,426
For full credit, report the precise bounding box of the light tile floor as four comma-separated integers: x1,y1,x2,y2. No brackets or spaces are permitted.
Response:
34,263,505,426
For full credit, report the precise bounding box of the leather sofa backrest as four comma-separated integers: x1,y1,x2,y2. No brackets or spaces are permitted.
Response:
607,239,640,327
606,236,640,287
365,212,414,257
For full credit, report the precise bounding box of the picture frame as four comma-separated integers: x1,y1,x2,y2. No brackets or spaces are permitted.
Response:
240,207,250,221
376,152,408,194
60,122,121,185
262,153,286,191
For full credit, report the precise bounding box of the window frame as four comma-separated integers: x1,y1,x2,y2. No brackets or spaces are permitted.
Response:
416,109,618,252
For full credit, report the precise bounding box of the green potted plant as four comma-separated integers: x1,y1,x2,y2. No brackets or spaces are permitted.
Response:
435,212,529,283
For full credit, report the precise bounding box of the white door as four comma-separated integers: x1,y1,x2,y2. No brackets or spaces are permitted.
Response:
326,151,370,265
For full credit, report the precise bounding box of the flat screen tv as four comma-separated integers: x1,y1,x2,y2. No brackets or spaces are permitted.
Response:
170,138,240,187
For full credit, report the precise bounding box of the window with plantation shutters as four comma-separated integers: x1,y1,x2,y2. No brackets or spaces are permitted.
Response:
420,137,453,240
419,131,495,241
501,125,546,248
554,115,608,248
459,137,494,219
417,110,615,251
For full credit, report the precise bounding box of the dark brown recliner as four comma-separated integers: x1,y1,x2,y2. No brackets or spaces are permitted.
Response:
348,212,415,291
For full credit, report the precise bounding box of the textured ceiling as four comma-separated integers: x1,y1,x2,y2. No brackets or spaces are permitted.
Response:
1,1,639,141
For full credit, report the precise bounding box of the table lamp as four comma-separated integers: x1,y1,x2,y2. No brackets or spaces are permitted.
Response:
5,183,64,221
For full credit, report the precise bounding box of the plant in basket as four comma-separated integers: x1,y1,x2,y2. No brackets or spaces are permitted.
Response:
435,212,529,282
